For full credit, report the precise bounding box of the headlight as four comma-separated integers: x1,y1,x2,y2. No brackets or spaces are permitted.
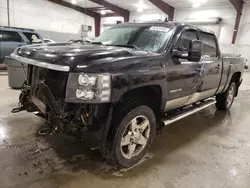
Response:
76,89,95,100
66,73,111,103
78,74,96,86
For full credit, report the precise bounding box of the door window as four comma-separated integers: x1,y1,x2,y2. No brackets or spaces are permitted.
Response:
176,29,198,53
22,32,42,43
0,31,23,42
200,32,217,57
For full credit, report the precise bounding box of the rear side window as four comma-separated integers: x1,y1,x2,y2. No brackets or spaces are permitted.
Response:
22,32,42,43
200,32,217,57
0,30,23,42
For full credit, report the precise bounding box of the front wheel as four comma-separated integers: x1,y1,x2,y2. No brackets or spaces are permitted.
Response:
101,104,156,168
216,82,236,110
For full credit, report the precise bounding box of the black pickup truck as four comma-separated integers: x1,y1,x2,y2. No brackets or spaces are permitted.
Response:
11,22,245,168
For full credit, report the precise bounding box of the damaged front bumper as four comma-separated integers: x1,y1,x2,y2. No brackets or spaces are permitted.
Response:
10,53,114,147
12,81,113,147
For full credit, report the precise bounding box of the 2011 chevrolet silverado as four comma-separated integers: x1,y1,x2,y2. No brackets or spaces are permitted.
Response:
11,22,245,168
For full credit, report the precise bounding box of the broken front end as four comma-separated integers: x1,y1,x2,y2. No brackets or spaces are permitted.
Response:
11,55,113,145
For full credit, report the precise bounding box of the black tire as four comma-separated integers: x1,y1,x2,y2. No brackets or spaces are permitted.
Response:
100,103,156,168
216,82,237,110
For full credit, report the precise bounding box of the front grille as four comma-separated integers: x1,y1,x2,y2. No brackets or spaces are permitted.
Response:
28,65,69,100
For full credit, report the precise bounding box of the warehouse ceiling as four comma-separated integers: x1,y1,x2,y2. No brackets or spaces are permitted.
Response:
106,0,232,10
63,0,235,14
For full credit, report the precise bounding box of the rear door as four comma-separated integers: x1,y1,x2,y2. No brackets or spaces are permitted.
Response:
199,32,222,95
0,30,26,61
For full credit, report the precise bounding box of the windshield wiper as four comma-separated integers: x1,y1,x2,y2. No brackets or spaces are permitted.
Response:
91,41,106,46
107,44,140,50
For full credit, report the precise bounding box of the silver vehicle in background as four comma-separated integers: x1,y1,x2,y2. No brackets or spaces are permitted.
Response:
0,26,43,63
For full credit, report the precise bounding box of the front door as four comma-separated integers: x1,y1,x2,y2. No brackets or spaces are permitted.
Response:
165,28,203,111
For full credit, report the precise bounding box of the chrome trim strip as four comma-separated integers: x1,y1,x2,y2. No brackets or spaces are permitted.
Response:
164,88,217,111
10,54,70,72
162,99,216,126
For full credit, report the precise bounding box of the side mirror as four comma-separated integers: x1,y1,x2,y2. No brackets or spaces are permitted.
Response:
188,40,202,62
172,49,183,58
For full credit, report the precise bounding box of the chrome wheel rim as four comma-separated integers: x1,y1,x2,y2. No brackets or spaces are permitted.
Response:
227,85,235,107
120,115,150,159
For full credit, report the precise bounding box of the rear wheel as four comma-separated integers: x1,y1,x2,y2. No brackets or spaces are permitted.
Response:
100,104,156,168
216,82,236,110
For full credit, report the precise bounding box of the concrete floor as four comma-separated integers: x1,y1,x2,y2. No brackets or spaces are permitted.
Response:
1,72,250,188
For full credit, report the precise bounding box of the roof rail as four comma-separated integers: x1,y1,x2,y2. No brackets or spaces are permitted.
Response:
0,26,34,31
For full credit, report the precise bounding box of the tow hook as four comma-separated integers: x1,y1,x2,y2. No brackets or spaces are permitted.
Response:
37,127,52,136
11,102,25,113
11,106,25,113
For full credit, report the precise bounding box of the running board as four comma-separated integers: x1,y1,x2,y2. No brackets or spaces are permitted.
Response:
162,99,216,126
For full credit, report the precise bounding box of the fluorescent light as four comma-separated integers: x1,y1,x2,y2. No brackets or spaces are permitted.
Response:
192,2,201,8
101,10,106,15
137,7,143,12
71,0,77,4
134,1,148,10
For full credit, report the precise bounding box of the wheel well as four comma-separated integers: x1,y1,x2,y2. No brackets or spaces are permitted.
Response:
118,85,162,118
230,72,241,96
231,72,241,85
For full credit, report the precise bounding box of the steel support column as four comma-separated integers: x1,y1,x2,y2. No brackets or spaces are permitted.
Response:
95,16,101,37
7,0,10,26
230,0,244,44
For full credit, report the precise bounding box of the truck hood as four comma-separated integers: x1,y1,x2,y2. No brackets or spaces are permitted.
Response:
14,43,152,72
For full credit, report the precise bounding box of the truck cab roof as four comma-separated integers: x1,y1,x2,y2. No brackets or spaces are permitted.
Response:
113,21,215,35
0,26,35,33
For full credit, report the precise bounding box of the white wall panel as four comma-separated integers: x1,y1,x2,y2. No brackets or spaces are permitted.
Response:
129,10,167,22
101,16,124,33
0,0,95,41
237,5,250,45
174,5,236,45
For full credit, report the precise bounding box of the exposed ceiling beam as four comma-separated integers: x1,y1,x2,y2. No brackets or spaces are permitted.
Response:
87,7,109,11
89,0,130,21
47,0,100,18
101,13,120,17
47,0,101,36
148,0,175,21
230,0,244,44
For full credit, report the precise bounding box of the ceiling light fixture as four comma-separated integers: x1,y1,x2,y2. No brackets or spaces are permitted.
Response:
100,10,106,15
134,1,148,12
137,7,143,12
71,0,77,4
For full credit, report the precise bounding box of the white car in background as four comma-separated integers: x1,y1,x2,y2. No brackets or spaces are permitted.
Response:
43,38,55,43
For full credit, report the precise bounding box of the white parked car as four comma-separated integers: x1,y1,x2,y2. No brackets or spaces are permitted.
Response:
43,38,55,43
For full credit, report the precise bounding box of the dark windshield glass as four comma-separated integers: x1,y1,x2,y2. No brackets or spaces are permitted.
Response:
22,32,42,43
93,25,173,53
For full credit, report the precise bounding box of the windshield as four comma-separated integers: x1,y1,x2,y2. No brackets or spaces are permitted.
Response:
22,32,42,43
92,25,173,53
